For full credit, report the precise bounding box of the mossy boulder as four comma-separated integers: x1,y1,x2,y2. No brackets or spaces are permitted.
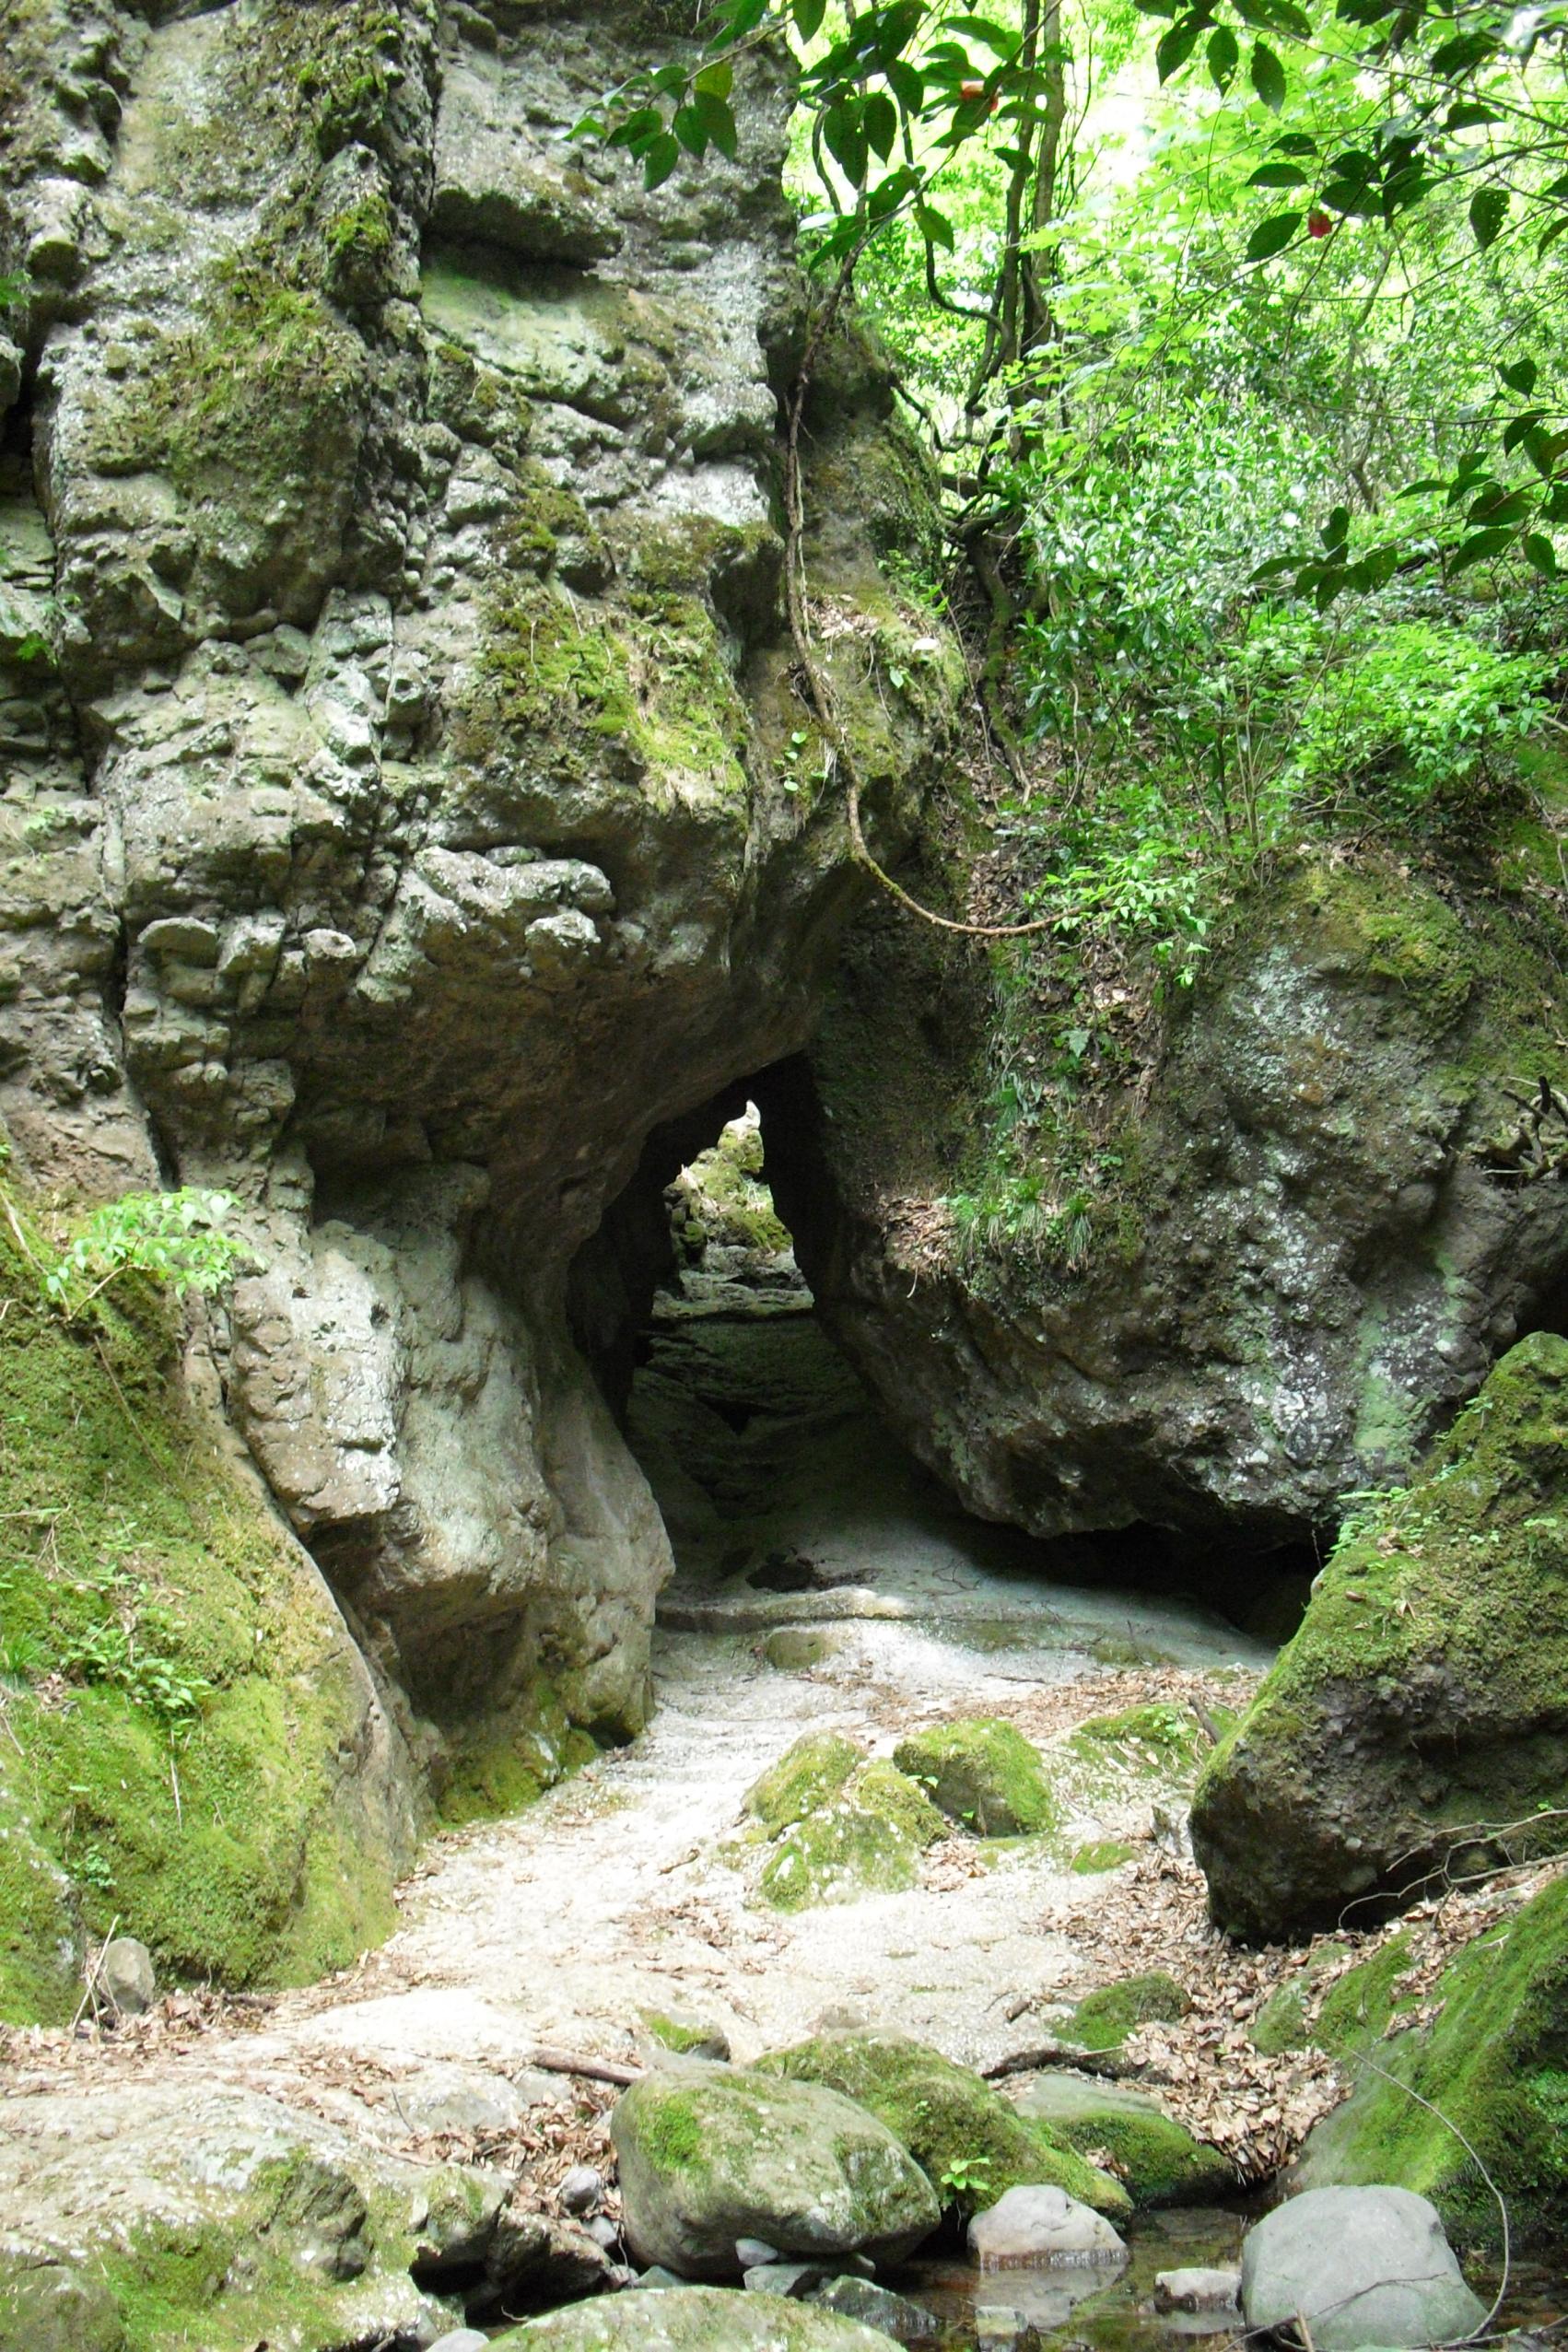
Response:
743,1732,865,1833
1061,1972,1191,2053
610,2065,941,2279
1293,1871,1568,2248
1011,2073,1236,2206
755,1761,946,1913
504,2286,908,2347
755,2029,1131,2221
1192,1333,1568,1939
0,1213,410,2020
0,2081,500,2351
891,1719,1056,1836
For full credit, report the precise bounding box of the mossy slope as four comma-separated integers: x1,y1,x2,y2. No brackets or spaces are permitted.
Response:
0,1211,404,2021
1192,1331,1568,1939
1294,1871,1568,2248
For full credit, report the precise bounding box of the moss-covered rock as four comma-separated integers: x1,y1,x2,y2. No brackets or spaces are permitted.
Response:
1011,2072,1237,2206
0,2081,498,2351
1248,1943,1351,2056
1061,1972,1192,2052
755,2028,1132,2221
743,1731,865,1833
892,1718,1057,1836
1294,1872,1568,2248
506,2286,909,2348
0,1210,409,2020
610,2064,941,2279
755,1761,946,1913
1192,1332,1568,1939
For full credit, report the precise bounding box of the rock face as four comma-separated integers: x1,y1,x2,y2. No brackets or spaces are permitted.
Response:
0,0,961,1887
1239,2187,1485,2351
1192,1333,1568,1938
0,2082,507,2352
759,860,1568,1562
610,2065,941,2280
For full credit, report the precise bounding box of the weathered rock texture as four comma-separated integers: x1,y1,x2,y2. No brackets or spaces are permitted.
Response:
760,858,1568,1560
1192,1332,1568,1938
0,0,959,1837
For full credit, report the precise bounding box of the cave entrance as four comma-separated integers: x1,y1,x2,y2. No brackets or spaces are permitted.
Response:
575,1079,1308,1661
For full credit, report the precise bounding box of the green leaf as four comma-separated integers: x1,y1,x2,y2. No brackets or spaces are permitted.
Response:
864,89,899,159
1272,132,1318,154
642,131,681,189
916,198,955,250
1208,24,1238,88
1524,532,1559,578
673,104,708,157
1469,185,1508,250
695,89,738,158
887,58,925,111
1450,527,1515,573
1429,29,1498,75
1156,16,1204,79
1250,40,1286,110
1501,357,1539,396
824,97,869,184
1246,207,1301,261
1246,160,1310,185
941,13,1020,54
694,59,732,98
1539,217,1568,263
607,105,662,149
791,0,827,37
1321,503,1350,547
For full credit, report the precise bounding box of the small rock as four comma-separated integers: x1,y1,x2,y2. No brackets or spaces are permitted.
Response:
968,2184,1127,2269
585,2216,619,2251
1240,2186,1486,2351
806,2274,938,2343
734,2240,779,2269
99,1937,156,2018
1153,2266,1240,2312
814,2004,867,2031
634,2266,688,2290
427,2333,489,2352
743,2261,837,2297
559,2163,603,2215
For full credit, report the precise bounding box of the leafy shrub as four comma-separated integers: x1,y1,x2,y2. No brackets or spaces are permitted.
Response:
41,1188,244,1319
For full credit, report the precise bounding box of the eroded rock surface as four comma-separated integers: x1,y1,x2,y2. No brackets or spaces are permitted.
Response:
0,0,960,1813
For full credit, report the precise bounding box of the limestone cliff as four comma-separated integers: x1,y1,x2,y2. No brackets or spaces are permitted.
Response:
0,0,961,1913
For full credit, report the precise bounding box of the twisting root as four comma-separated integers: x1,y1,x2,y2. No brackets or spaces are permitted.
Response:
781,264,1057,942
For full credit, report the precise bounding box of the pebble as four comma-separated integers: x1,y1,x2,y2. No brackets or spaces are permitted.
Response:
99,1937,156,2018
559,2162,604,2214
1154,2265,1240,2312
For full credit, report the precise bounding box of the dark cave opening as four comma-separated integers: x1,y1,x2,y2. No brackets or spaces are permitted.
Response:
569,1069,1315,1654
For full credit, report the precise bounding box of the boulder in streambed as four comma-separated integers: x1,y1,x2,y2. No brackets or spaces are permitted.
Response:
1011,2072,1235,2206
756,2029,1129,2220
735,1738,947,1913
1192,1333,1568,1940
611,2065,940,2280
805,2276,938,2344
1239,2186,1485,2350
967,2184,1127,2268
500,2285,909,2346
892,1720,1056,1837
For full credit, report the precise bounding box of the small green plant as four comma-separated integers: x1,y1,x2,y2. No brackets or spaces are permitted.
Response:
938,2151,993,2199
41,1188,244,1320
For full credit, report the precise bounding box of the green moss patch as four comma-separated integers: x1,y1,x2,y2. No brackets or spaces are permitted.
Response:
1012,2071,1236,2206
0,1200,398,2020
755,1761,945,1913
743,1731,865,1833
1063,1972,1192,2053
892,1718,1057,1837
757,2028,1131,2220
1193,1330,1568,1938
1296,1871,1568,2249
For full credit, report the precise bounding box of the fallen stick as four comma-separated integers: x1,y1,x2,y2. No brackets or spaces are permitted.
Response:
528,2045,643,2088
